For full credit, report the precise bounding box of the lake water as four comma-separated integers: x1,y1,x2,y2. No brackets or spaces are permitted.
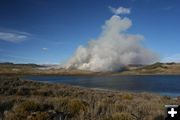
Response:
25,75,180,97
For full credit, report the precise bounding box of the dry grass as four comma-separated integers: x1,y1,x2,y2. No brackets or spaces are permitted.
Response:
0,76,180,120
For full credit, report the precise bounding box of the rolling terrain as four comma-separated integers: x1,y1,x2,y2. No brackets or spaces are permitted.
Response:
117,62,180,75
0,62,180,76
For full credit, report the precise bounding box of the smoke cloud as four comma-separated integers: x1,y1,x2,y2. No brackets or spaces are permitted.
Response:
64,8,159,72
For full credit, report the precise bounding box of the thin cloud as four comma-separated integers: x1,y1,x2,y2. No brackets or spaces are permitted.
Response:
2,54,37,61
109,6,131,15
0,30,30,43
162,6,174,11
53,41,66,45
0,54,38,63
162,54,180,63
42,47,48,51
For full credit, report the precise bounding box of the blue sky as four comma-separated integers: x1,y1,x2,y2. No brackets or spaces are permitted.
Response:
0,0,180,64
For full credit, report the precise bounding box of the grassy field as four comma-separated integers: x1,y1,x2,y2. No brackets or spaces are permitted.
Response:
1,62,180,76
113,62,180,75
0,63,96,76
0,76,180,120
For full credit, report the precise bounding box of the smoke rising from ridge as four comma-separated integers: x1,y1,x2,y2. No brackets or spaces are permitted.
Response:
64,9,158,72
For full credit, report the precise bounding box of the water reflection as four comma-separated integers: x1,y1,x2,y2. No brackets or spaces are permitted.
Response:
25,75,180,96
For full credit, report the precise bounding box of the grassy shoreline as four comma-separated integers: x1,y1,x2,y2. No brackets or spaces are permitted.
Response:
0,75,180,120
24,76,179,99
1,62,180,76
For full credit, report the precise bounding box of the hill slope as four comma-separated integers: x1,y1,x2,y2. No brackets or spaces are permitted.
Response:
0,62,180,75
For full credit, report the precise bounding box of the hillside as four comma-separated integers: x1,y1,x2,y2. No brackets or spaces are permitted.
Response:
0,62,180,75
118,62,180,75
0,63,96,76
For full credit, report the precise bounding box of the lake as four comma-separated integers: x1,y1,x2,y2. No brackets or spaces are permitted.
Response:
25,75,180,97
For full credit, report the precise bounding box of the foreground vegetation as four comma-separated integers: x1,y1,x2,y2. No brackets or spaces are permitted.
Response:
0,76,180,120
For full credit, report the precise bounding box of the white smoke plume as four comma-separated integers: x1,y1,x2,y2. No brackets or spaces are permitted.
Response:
64,8,159,72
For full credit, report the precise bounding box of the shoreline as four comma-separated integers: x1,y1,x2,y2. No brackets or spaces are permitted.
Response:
0,76,180,120
1,69,180,77
23,77,180,98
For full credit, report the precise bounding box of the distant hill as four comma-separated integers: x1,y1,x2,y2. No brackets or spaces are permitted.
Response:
0,62,180,75
0,62,43,67
118,62,180,75
0,62,95,76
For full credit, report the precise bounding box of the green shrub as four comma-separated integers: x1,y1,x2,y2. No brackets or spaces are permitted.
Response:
153,114,164,120
15,101,41,113
112,112,133,120
121,94,133,100
5,111,28,120
67,99,87,115
16,87,31,96
96,101,108,116
104,112,133,120
50,98,88,118
115,104,127,112
0,100,14,113
52,97,69,112
28,112,50,120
